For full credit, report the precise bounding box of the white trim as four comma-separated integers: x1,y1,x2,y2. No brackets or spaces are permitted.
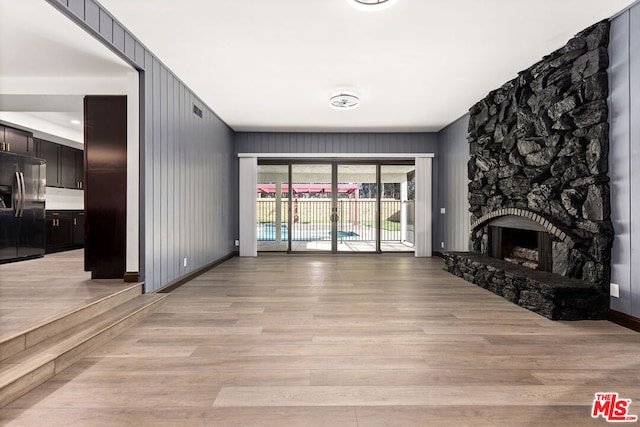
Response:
400,175,408,243
126,71,140,274
238,153,434,159
414,156,432,257
239,157,258,256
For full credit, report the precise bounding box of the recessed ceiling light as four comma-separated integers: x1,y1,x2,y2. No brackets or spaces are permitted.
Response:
348,0,399,12
70,119,81,125
330,92,360,110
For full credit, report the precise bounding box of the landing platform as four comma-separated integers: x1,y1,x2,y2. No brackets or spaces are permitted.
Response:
0,250,134,342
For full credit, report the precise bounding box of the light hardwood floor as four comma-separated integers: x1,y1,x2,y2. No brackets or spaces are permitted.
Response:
0,250,134,339
2,254,640,426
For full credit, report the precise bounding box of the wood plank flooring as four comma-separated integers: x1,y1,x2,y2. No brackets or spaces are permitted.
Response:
2,254,640,426
0,250,134,339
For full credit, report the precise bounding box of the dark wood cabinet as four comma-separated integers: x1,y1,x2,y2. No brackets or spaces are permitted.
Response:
45,211,72,253
2,127,83,189
72,211,84,246
35,139,83,189
1,125,35,156
61,146,77,189
75,149,84,189
84,95,127,279
45,210,84,254
38,140,61,187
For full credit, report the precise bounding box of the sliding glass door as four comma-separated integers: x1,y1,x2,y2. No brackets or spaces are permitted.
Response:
336,165,378,252
256,165,289,252
256,162,414,254
290,164,333,252
380,165,415,252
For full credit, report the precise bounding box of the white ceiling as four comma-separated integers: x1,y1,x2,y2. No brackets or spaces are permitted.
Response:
0,0,133,139
0,0,636,135
99,0,635,132
0,0,131,78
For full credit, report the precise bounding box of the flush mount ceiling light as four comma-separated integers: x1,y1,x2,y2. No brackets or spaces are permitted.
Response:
329,92,360,110
348,0,399,12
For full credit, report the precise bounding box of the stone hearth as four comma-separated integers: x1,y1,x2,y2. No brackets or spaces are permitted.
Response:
444,21,614,320
444,252,607,320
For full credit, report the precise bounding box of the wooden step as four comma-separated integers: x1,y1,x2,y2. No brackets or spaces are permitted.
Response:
0,293,167,408
0,283,143,363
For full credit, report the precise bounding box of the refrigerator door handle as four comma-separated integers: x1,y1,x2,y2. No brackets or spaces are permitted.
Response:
19,172,26,217
14,172,22,218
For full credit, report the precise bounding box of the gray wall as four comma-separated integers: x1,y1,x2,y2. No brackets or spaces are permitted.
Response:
48,0,238,292
609,3,640,316
235,132,438,154
436,114,470,252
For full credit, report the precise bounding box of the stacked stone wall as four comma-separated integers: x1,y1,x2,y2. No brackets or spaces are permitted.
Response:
467,21,613,289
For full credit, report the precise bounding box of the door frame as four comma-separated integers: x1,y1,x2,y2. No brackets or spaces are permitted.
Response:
240,153,434,257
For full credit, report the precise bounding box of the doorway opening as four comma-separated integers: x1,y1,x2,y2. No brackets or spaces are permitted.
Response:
0,0,140,339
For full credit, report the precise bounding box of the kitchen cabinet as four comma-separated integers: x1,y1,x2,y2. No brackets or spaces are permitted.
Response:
1,125,35,156
45,210,84,254
75,149,84,189
45,211,72,253
61,146,77,188
84,95,126,279
72,211,84,246
38,140,61,187
36,139,83,189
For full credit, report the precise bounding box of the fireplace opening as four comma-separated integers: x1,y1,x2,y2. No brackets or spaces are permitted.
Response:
489,226,552,272
500,228,538,268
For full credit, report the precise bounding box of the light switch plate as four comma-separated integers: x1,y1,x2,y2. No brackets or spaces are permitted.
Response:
610,283,620,298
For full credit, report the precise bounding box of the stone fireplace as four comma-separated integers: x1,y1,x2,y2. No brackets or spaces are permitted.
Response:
443,21,613,320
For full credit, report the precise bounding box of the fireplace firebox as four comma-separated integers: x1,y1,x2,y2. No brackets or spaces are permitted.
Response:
488,217,552,272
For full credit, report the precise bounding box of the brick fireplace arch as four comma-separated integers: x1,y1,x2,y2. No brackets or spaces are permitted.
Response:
471,208,576,249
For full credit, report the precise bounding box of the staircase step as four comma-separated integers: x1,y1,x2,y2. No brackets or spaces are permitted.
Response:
0,293,167,408
0,283,143,363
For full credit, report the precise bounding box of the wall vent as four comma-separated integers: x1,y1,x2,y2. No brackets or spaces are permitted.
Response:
193,104,203,118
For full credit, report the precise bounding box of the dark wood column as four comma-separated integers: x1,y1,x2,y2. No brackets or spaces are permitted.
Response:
84,95,127,279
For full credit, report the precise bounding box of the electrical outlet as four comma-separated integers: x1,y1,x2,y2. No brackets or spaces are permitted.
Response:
610,283,620,298
440,208,446,214
441,241,445,249
183,257,187,268
234,239,240,247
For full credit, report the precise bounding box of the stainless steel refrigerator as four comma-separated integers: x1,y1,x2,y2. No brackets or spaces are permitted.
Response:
0,152,46,263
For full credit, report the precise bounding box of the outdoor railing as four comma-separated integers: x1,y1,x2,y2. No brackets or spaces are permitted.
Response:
256,199,412,243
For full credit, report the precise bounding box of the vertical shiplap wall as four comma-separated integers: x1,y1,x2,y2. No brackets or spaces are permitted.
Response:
609,3,640,317
142,58,236,292
48,0,237,292
235,132,438,154
436,114,470,252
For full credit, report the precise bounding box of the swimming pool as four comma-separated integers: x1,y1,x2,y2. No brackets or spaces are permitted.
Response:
257,223,358,241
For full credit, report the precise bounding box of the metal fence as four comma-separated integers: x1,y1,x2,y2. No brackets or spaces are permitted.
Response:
256,199,412,244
